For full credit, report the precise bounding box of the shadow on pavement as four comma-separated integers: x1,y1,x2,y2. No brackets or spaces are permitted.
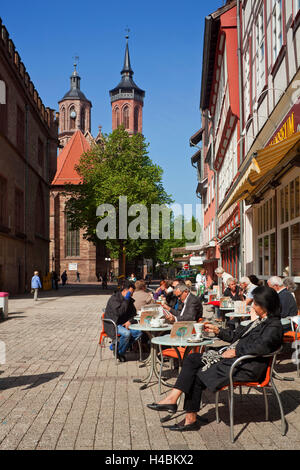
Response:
0,372,64,391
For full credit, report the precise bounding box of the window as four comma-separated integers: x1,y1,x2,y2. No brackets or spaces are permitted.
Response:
16,105,25,154
60,107,65,132
218,125,237,204
0,77,7,135
123,105,130,129
35,183,45,236
134,106,139,133
256,6,265,94
38,138,44,167
70,106,76,130
80,107,85,132
0,176,7,226
65,218,80,257
115,107,120,127
244,42,251,119
15,189,24,233
257,197,276,276
278,176,300,277
272,0,283,61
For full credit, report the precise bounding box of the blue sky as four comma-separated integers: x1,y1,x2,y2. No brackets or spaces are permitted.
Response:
1,0,224,210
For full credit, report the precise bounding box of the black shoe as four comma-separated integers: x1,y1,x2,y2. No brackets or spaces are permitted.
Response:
163,420,201,432
117,354,126,362
147,403,177,413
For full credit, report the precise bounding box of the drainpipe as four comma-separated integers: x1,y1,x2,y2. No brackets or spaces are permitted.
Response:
237,0,245,277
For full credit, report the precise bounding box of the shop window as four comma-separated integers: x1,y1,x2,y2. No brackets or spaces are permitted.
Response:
291,223,300,276
257,196,276,276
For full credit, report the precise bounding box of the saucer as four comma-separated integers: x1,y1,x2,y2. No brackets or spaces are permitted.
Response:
187,335,202,343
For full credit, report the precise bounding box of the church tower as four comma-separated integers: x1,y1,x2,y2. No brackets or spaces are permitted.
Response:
109,35,145,134
58,62,92,149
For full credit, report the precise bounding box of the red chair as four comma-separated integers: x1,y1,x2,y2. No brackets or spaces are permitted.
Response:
161,318,204,363
215,347,286,443
283,316,300,377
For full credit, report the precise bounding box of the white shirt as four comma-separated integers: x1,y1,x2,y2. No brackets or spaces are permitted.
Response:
222,272,232,286
179,293,191,318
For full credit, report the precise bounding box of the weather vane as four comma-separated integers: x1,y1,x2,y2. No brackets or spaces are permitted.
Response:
125,27,130,39
73,55,79,70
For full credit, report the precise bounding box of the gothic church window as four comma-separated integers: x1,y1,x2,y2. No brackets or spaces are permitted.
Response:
134,106,139,133
123,105,129,129
115,107,120,127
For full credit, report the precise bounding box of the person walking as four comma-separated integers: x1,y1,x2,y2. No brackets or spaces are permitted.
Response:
61,270,68,286
76,271,80,282
31,271,42,301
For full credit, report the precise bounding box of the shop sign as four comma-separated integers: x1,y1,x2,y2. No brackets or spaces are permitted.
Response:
268,100,300,147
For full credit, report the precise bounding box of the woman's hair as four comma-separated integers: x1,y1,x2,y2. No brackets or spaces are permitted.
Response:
135,280,146,291
283,277,297,292
252,286,281,318
249,274,260,286
226,277,236,287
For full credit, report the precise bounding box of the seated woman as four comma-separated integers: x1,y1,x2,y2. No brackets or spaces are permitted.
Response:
223,277,244,301
147,286,283,431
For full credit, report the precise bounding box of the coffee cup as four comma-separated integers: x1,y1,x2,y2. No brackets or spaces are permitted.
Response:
193,322,203,339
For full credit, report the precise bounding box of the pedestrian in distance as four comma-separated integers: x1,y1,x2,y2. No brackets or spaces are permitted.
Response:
76,271,80,282
61,270,68,286
31,271,42,301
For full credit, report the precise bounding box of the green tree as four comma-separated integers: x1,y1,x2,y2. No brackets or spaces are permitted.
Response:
64,126,173,272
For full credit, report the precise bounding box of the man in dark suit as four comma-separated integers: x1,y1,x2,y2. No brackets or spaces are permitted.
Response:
163,283,203,323
267,276,298,328
104,280,141,361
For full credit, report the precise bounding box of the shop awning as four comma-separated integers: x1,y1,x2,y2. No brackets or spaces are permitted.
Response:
218,131,300,216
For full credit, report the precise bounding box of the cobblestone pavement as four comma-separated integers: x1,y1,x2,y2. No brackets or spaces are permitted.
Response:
0,284,299,450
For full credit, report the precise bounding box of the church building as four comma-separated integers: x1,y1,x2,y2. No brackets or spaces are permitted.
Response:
50,37,145,283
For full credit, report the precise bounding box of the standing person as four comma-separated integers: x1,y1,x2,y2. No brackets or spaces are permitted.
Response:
215,267,232,294
31,271,42,301
240,276,258,306
76,271,80,282
104,280,141,362
61,270,68,286
102,273,108,289
52,271,59,290
195,268,207,298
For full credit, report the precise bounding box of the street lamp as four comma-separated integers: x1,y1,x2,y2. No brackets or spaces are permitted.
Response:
105,257,111,278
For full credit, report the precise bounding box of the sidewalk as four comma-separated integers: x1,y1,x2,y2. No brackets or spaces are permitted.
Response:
0,285,299,450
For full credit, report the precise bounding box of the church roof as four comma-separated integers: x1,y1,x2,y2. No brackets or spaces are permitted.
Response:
59,65,91,103
52,130,90,186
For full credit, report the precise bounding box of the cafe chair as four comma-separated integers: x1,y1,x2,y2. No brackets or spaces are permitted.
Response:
282,316,300,377
215,347,286,443
99,312,119,364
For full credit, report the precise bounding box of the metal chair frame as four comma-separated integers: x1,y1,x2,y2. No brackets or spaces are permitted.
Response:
290,316,300,377
215,347,286,443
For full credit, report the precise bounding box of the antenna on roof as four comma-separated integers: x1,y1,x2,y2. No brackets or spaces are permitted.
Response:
125,26,130,40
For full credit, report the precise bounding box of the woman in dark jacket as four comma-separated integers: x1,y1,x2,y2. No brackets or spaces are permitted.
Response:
147,286,283,431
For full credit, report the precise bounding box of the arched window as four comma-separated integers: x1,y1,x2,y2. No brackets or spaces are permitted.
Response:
115,107,120,127
122,105,130,129
134,106,139,133
65,216,80,257
80,107,85,131
69,106,76,130
60,107,65,132
35,182,45,237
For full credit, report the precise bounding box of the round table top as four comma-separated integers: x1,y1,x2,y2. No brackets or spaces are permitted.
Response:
225,312,251,318
129,323,172,332
151,334,214,348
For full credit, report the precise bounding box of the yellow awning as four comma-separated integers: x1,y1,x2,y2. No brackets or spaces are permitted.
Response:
218,130,300,216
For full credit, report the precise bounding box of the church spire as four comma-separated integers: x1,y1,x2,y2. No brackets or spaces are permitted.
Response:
121,34,133,76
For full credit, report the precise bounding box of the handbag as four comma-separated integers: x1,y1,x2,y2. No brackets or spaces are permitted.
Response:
201,349,224,371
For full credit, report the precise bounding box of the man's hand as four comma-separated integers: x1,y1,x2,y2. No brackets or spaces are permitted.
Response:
164,311,175,323
123,321,131,329
221,349,236,359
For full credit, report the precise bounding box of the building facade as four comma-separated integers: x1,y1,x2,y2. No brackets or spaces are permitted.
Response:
191,0,300,302
0,18,58,294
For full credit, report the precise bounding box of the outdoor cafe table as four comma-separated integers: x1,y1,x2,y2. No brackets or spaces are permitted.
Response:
225,311,251,329
151,335,214,394
129,323,172,390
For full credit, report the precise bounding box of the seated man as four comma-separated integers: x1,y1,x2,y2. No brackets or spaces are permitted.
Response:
163,283,203,323
164,280,183,316
104,280,142,362
267,276,298,328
